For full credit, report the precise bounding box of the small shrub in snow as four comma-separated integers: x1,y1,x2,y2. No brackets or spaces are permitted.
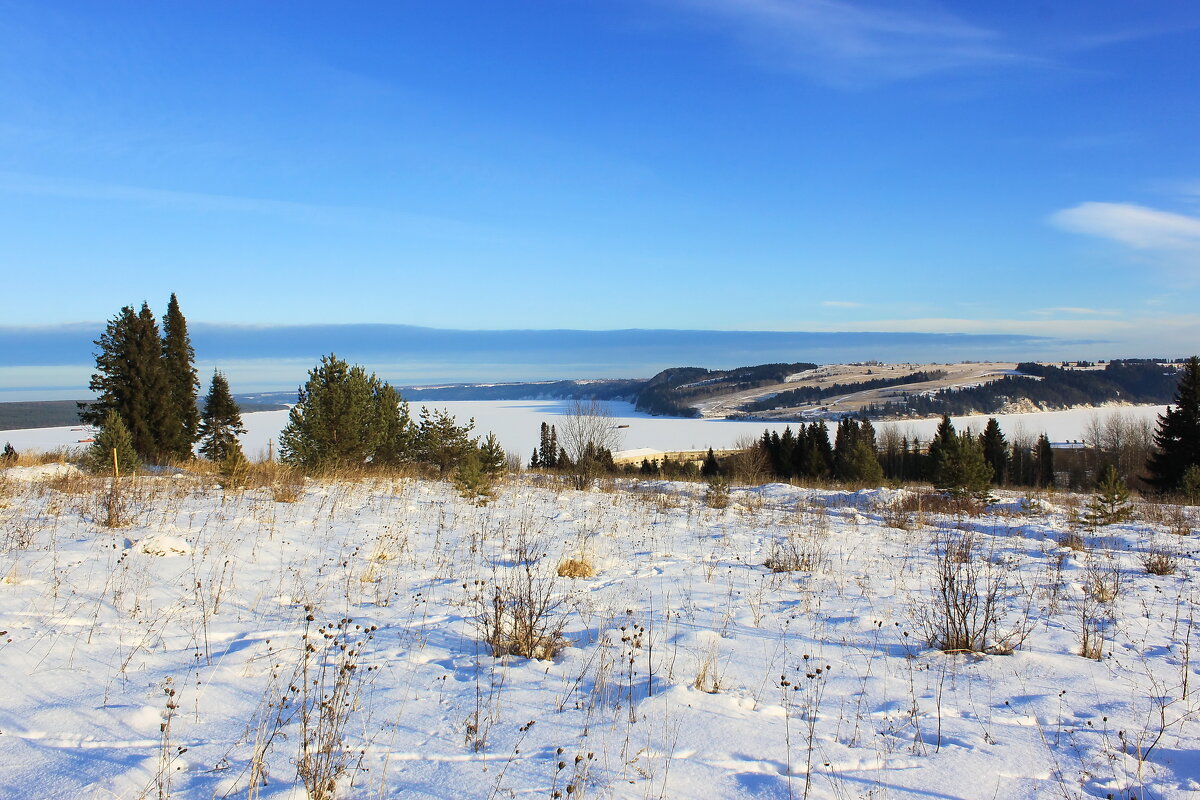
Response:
916,532,1034,655
1084,465,1133,527
1141,546,1178,576
704,475,730,509
764,533,826,573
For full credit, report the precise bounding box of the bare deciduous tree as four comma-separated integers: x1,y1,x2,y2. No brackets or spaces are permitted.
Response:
557,399,623,488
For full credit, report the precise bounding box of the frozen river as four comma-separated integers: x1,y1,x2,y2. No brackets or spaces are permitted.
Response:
2,399,1169,461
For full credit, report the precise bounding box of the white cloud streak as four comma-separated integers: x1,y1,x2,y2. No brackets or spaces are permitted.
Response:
665,0,1028,86
1050,201,1200,277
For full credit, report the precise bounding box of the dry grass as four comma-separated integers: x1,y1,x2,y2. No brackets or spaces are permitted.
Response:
556,558,596,579
1142,546,1178,576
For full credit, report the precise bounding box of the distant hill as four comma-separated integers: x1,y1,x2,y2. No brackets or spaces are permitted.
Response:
0,397,289,432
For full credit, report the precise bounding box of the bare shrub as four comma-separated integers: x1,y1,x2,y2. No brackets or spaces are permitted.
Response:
723,436,770,485
1059,530,1088,552
914,532,1034,654
479,538,566,660
1084,558,1122,603
764,531,826,573
892,491,984,519
1141,546,1178,576
556,558,595,579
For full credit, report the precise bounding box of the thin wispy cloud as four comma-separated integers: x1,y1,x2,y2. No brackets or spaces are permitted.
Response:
1050,201,1200,272
663,0,1028,86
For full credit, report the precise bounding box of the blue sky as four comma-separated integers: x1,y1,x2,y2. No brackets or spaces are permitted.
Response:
2,1,1199,359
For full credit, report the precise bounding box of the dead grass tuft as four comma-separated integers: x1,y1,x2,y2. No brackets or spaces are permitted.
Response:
556,558,595,579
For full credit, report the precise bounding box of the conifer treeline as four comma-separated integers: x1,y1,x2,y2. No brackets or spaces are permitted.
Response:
755,415,1058,491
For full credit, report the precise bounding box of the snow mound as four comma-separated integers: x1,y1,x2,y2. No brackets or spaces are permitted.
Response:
2,463,83,482
134,535,191,557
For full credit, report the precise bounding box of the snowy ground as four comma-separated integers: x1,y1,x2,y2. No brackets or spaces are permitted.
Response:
1,465,1197,799
0,401,1171,464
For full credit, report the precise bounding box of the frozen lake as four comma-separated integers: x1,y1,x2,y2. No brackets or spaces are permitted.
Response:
1,400,1170,461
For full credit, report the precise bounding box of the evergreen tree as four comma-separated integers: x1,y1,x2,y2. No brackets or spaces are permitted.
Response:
979,418,1008,485
85,409,140,475
537,422,560,469
371,383,416,466
700,447,721,478
2,442,17,465
926,414,956,477
808,421,834,479
198,371,246,462
81,302,181,463
833,419,884,484
1035,433,1055,488
1084,464,1133,526
1146,355,1200,493
929,420,992,497
529,446,541,470
415,407,476,475
161,293,200,459
477,432,507,475
279,354,401,469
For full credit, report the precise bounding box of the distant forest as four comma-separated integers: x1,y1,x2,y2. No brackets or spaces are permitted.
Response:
859,361,1180,419
634,363,818,417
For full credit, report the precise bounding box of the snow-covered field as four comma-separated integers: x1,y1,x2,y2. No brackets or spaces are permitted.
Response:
1,465,1196,799
0,401,1171,462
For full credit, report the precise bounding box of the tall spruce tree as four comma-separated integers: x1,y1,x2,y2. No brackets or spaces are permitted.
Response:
1035,433,1055,488
1146,355,1200,493
198,371,246,462
161,293,200,459
81,302,178,463
979,418,1009,485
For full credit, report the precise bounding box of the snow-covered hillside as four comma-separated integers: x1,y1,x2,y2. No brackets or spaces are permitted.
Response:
1,467,1196,799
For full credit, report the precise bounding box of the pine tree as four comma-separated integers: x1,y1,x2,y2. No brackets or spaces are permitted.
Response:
1146,355,1200,493
1085,464,1132,526
529,446,541,469
371,383,416,466
85,409,140,475
161,293,200,460
1035,433,1055,488
700,447,721,478
279,354,401,469
2,442,17,465
478,432,507,475
414,407,476,475
979,418,1008,485
198,371,246,462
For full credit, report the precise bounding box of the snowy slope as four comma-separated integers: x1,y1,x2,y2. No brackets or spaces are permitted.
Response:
0,470,1196,799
